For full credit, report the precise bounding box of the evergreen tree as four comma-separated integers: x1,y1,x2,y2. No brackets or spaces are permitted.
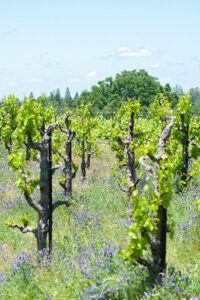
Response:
189,87,200,114
172,84,184,97
55,88,62,108
73,91,79,101
47,91,56,106
29,91,35,100
72,91,80,108
64,87,73,108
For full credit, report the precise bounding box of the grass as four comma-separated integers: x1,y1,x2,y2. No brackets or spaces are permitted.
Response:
0,144,200,299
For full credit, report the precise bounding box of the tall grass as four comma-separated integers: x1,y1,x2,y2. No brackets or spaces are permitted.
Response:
0,145,200,299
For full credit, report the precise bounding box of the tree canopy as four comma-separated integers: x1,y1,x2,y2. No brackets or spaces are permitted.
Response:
74,70,178,117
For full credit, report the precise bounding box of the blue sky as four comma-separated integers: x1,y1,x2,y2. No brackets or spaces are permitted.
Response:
0,0,200,98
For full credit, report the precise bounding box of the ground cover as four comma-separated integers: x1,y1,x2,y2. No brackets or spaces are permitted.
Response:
0,144,200,299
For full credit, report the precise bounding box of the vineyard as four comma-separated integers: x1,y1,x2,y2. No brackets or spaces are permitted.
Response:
0,93,200,299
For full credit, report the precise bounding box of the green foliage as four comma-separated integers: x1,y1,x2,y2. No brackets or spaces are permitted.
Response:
172,94,200,180
106,99,140,156
64,87,73,108
119,94,200,271
119,97,176,267
0,94,20,152
150,93,173,123
172,84,184,97
6,219,14,228
176,94,191,123
7,96,56,197
16,96,54,143
190,87,200,114
20,216,31,227
72,102,99,157
1,88,200,298
45,87,75,114
119,152,174,263
1,131,200,298
75,70,178,117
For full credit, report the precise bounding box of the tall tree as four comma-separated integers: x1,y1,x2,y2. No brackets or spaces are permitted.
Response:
64,87,73,108
190,87,200,105
29,91,35,100
172,84,184,97
55,88,62,109
73,91,79,101
77,70,177,117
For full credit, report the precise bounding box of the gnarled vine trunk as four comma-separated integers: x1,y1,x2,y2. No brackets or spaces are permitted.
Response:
35,214,49,251
12,123,69,251
81,140,86,183
140,117,174,278
120,112,139,221
58,115,76,195
64,139,72,194
34,138,51,250
150,206,167,276
86,142,92,169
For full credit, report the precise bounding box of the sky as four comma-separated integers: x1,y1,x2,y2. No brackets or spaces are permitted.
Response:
0,0,200,98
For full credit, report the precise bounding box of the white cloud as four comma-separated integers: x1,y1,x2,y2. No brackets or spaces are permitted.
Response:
119,49,152,57
118,46,130,53
30,78,41,83
86,71,97,80
142,63,160,68
8,82,17,86
69,78,81,83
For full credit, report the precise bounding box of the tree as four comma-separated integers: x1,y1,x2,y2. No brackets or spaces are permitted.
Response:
28,91,35,101
46,89,64,114
77,70,177,117
190,87,200,114
64,87,73,109
73,91,79,101
55,88,62,110
7,96,70,251
172,84,184,97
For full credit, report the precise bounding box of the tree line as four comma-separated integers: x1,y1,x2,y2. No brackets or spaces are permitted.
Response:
8,69,200,118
